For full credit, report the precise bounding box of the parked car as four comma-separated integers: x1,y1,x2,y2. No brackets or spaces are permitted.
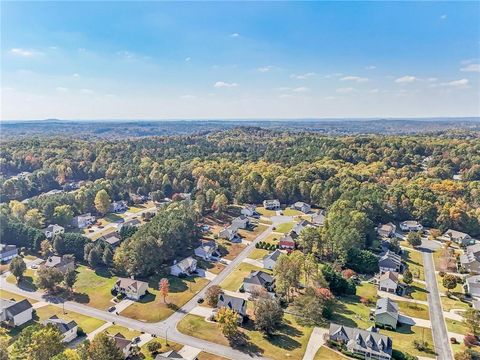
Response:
197,298,204,304
108,306,116,312
132,337,141,344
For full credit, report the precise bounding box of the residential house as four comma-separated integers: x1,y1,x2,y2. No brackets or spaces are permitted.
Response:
374,298,399,330
44,255,75,274
231,215,250,230
218,226,239,242
461,244,480,274
101,232,122,248
263,199,280,210
241,270,274,293
241,205,258,217
155,350,186,359
170,257,197,277
290,220,313,237
194,240,219,261
113,278,148,301
377,223,397,238
110,333,133,359
378,251,403,273
399,220,423,232
0,299,33,326
262,249,283,270
118,218,141,230
44,224,65,239
0,244,18,262
378,271,399,294
279,235,295,250
466,275,480,298
291,201,311,213
216,293,247,320
71,213,95,228
43,315,78,342
311,210,326,226
110,200,128,213
329,324,393,360
441,229,474,246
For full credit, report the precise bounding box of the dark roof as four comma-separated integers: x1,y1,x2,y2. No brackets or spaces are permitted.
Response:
155,350,185,359
111,332,131,350
44,315,77,334
4,299,32,316
217,293,246,315
244,271,274,286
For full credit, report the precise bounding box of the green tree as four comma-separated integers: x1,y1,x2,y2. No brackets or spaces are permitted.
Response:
94,190,111,215
10,324,64,360
464,309,480,336
407,231,422,247
403,269,413,287
64,267,77,291
205,285,223,307
87,333,124,360
212,194,228,215
53,205,74,226
9,256,27,282
36,266,64,292
254,298,283,335
215,307,239,339
442,274,458,294
25,208,44,228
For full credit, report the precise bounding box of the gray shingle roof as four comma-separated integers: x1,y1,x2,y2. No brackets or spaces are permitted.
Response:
43,315,77,334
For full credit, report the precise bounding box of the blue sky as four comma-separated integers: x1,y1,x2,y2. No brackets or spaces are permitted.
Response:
1,1,479,120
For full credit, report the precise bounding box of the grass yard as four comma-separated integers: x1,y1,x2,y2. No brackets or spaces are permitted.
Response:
238,224,268,241
220,263,268,292
256,207,277,217
105,325,141,339
446,318,469,335
381,325,435,358
314,346,348,360
140,339,183,360
440,295,470,311
274,221,296,234
198,260,226,275
263,234,281,245
197,352,229,360
248,248,269,260
127,206,145,213
356,282,378,301
73,266,117,310
402,249,425,281
0,290,37,303
35,305,106,333
217,240,246,261
406,284,429,302
178,314,312,360
7,269,37,291
397,301,430,320
120,275,209,322
283,208,304,216
436,273,464,296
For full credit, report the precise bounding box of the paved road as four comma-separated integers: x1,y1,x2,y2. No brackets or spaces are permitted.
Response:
421,240,453,360
1,224,275,360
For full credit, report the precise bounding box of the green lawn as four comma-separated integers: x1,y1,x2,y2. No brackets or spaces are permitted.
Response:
217,240,247,261
397,301,430,320
446,318,469,335
104,213,124,223
127,206,145,213
6,269,38,291
140,339,183,360
263,234,280,245
356,282,378,301
120,275,209,322
440,296,470,311
220,263,268,292
381,325,435,358
256,207,276,217
0,290,37,303
73,266,117,310
35,305,106,333
436,274,464,295
314,346,348,360
248,248,270,260
283,208,303,216
402,249,425,281
104,325,141,339
274,222,296,234
178,314,313,360
406,284,429,302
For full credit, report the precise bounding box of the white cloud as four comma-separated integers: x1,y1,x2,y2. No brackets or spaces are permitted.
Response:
10,48,42,57
323,96,337,101
230,33,240,37
185,57,191,62
340,76,369,83
460,63,480,73
257,65,277,73
395,75,417,83
336,87,356,94
214,81,238,88
324,73,343,79
440,14,447,20
80,88,94,94
427,77,438,82
56,87,68,93
117,51,135,59
276,87,290,91
365,65,376,70
293,87,309,93
279,94,293,98
440,79,469,87
72,73,80,78
180,94,196,99
290,72,316,80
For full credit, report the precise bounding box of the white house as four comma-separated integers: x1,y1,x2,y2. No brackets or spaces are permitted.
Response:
194,241,219,260
441,229,474,246
377,223,396,238
113,278,148,301
378,271,399,293
170,257,197,277
71,213,96,228
0,299,33,326
374,298,399,330
263,199,280,210
466,275,480,298
399,220,423,232
110,200,128,213
291,202,311,213
231,215,250,230
43,315,78,342
118,218,141,231
44,224,65,239
262,249,283,270
241,205,258,217
218,226,239,242
0,244,18,262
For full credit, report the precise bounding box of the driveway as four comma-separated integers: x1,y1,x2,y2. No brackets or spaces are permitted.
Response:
178,345,202,360
242,257,264,268
302,327,328,360
189,306,214,318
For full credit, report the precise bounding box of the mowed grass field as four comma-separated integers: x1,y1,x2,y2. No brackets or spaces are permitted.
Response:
0,289,37,303
35,305,106,333
220,263,269,292
238,224,269,241
7,269,38,291
314,346,348,360
73,266,118,310
178,313,313,360
402,249,425,281
120,275,209,322
104,324,142,339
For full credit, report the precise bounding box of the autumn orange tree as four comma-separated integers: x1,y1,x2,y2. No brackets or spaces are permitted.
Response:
159,278,169,304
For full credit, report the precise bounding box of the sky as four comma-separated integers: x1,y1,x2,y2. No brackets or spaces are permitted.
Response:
1,1,479,120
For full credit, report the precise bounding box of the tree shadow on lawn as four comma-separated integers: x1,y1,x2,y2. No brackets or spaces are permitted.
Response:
93,267,115,279
330,298,367,328
230,332,263,356
16,276,37,292
145,274,194,294
405,285,429,299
